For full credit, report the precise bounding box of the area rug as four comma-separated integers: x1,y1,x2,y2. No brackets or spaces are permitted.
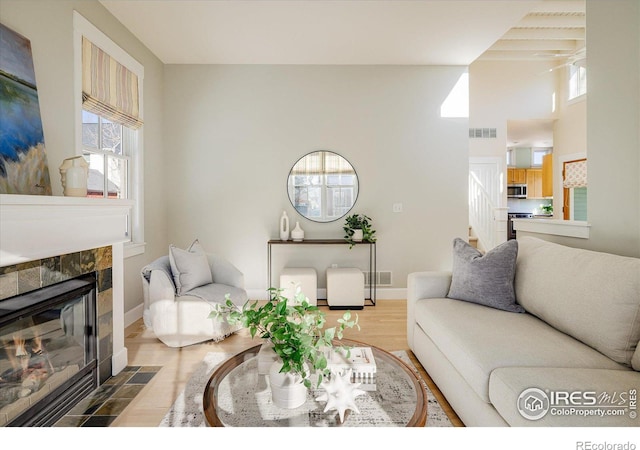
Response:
159,350,453,427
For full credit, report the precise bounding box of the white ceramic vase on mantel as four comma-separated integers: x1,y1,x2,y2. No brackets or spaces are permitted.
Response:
59,156,89,197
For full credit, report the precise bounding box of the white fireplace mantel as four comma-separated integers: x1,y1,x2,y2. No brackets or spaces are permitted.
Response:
0,193,133,375
0,194,133,266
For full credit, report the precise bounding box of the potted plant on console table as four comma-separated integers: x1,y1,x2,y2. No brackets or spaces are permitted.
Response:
343,214,376,249
210,287,360,409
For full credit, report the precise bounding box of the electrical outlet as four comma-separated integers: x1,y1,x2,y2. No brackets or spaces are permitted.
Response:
393,203,403,213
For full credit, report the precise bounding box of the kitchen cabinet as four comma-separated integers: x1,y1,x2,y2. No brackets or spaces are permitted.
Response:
526,169,543,198
507,168,527,185
542,153,553,197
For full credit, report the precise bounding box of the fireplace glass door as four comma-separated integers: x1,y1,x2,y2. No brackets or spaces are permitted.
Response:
0,275,97,426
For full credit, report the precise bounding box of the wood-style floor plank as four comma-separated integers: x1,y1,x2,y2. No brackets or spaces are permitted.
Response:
111,299,463,427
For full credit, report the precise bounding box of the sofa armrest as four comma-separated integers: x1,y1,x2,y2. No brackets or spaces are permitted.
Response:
207,254,245,289
407,271,452,349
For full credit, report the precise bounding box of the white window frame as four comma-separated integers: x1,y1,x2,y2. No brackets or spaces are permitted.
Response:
531,148,551,168
568,63,587,101
73,11,145,258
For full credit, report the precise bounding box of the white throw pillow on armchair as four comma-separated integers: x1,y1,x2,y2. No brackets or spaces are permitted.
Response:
168,239,212,295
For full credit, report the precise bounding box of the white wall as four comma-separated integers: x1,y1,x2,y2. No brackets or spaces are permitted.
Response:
469,59,557,159
517,1,640,257
584,0,640,257
469,59,557,210
0,0,168,315
163,65,469,296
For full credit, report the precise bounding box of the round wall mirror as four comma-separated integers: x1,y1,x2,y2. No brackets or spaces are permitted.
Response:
287,151,359,223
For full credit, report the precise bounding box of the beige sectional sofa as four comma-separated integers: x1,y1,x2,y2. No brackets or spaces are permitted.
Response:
407,236,640,426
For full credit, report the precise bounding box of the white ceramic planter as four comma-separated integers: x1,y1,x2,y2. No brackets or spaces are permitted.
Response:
352,229,364,242
268,360,308,409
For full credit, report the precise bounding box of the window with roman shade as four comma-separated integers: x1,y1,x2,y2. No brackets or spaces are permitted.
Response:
563,159,587,188
82,36,143,130
75,10,146,257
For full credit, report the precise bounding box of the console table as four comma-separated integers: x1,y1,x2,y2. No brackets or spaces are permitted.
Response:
267,239,377,306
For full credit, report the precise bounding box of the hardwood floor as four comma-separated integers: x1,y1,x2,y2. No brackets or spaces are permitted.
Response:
111,299,463,427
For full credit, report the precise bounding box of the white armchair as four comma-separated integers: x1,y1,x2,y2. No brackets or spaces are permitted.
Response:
141,252,248,347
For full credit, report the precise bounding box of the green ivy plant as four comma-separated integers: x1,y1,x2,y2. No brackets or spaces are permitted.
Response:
343,214,376,248
209,287,359,388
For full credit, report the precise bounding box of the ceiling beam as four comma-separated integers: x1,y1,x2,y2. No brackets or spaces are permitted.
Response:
503,28,585,40
516,15,586,28
489,39,578,52
530,0,586,14
477,51,567,61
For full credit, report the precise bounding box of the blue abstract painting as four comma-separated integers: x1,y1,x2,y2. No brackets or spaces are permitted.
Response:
0,23,52,195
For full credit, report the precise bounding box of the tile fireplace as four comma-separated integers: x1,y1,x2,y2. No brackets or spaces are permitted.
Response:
0,274,97,426
0,194,133,426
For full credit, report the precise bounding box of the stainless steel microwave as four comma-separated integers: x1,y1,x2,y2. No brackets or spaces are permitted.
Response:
507,184,527,198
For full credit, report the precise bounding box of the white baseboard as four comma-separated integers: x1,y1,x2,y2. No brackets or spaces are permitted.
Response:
125,302,144,328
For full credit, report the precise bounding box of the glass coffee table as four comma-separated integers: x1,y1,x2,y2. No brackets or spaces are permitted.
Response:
203,340,428,427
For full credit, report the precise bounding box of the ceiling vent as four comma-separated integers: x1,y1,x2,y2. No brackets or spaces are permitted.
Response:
469,128,497,139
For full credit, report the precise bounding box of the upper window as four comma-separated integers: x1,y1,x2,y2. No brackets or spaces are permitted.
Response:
531,148,552,167
568,64,587,100
74,12,144,254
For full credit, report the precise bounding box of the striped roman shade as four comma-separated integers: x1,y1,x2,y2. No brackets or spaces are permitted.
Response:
82,37,143,129
291,151,356,175
563,159,587,188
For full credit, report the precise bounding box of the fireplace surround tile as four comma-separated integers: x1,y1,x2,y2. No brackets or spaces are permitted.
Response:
17,265,40,294
0,272,17,299
1,245,116,396
98,268,113,293
95,246,112,271
98,288,113,316
80,249,96,273
41,256,64,286
53,365,161,427
60,252,82,278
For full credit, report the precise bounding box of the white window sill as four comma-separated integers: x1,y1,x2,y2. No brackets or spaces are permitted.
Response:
124,242,146,258
567,93,586,106
512,218,590,239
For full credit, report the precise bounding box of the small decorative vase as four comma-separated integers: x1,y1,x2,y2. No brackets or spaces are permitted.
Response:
291,221,304,242
268,360,308,409
279,211,290,241
352,229,364,242
59,156,89,197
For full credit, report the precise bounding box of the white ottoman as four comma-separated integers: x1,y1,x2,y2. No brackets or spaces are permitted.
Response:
279,267,317,305
326,267,364,310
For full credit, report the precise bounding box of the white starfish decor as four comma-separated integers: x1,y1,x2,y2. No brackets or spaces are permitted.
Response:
315,369,366,423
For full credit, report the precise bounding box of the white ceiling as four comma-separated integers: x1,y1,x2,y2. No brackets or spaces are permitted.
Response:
100,0,585,66
100,0,585,146
100,0,544,65
507,119,555,148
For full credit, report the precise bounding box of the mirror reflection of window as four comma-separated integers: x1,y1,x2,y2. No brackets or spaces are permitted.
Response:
288,151,358,223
